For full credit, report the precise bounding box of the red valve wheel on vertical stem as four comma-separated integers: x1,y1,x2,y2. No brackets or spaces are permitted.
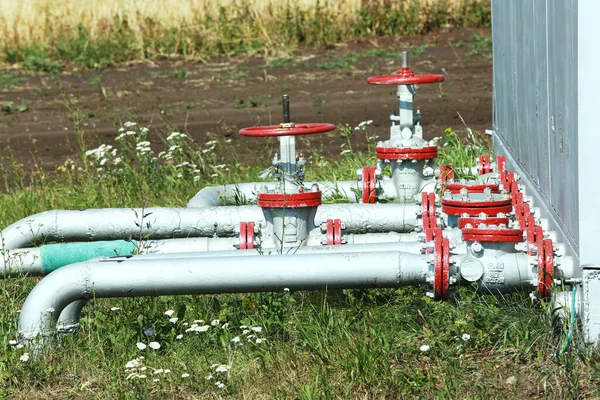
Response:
239,123,335,137
433,234,444,301
442,237,451,300
368,67,444,85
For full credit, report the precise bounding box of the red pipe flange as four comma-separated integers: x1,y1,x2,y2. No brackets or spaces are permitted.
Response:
367,67,444,85
496,155,506,174
239,222,255,250
536,239,554,299
540,238,554,299
361,166,377,204
433,234,444,301
421,192,430,231
442,237,451,300
239,123,335,137
376,146,437,160
325,219,343,245
445,182,500,194
441,193,513,216
477,155,493,175
428,192,437,229
257,190,322,208
461,226,524,243
457,216,510,229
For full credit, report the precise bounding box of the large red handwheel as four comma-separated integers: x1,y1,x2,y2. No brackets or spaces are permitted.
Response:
239,123,335,137
368,67,444,85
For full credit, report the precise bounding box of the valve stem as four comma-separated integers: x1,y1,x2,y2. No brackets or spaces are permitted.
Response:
402,51,408,69
282,94,290,123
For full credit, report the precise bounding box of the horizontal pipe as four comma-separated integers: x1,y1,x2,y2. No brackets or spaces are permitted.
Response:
1,204,420,250
0,207,264,250
20,251,427,343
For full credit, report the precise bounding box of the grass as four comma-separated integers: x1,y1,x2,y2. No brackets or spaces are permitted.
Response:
0,0,491,71
0,105,597,397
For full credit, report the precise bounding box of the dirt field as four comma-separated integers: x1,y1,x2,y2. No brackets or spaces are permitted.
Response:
0,28,492,170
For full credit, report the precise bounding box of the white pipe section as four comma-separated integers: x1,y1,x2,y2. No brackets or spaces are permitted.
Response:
1,204,421,250
187,181,361,207
20,251,427,343
0,207,264,250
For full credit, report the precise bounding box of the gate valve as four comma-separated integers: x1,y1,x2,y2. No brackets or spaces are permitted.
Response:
368,51,443,161
441,189,513,216
239,94,335,184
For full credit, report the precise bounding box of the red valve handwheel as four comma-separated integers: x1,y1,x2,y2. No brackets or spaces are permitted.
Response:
239,123,335,137
368,67,444,85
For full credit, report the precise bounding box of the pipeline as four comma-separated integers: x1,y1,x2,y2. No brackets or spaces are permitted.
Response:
0,204,421,250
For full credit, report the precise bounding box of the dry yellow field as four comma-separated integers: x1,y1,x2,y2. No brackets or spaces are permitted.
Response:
0,0,488,49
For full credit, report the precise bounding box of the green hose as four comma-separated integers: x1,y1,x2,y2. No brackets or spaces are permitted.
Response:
40,240,137,274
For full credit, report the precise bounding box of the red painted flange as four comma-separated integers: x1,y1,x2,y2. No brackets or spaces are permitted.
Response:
444,182,500,194
441,195,513,216
477,155,492,175
461,227,524,243
361,166,377,204
540,238,554,299
258,190,322,208
239,222,255,250
442,237,451,300
376,146,437,160
368,67,444,85
496,155,506,174
457,217,510,229
326,219,343,245
428,192,437,229
433,234,444,301
536,240,546,297
421,192,430,231
239,123,335,137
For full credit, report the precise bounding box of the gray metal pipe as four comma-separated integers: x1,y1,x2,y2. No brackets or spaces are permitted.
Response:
19,251,427,343
0,207,264,249
187,181,362,207
1,204,421,250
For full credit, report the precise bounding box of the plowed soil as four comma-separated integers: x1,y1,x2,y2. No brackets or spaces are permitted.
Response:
0,28,492,170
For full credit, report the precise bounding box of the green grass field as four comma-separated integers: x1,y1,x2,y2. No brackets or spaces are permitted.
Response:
0,116,596,398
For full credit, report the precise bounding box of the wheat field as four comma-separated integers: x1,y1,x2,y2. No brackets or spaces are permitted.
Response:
0,0,490,65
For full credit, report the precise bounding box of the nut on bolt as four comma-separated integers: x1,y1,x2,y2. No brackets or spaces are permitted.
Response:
470,241,484,255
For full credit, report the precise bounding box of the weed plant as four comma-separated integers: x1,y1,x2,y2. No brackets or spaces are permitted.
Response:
1,0,491,71
0,118,596,397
